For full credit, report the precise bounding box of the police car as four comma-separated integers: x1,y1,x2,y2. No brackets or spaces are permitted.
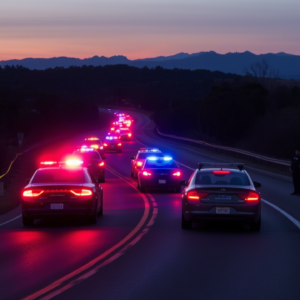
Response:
22,159,103,226
82,137,105,158
103,135,122,153
130,148,163,179
137,156,182,193
181,163,261,230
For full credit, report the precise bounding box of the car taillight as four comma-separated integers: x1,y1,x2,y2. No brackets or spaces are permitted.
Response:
238,191,260,202
213,170,231,175
173,171,181,177
99,161,105,167
70,189,93,199
136,161,143,167
22,189,44,198
187,190,209,202
142,171,152,176
128,133,132,137
104,143,108,147
118,143,122,146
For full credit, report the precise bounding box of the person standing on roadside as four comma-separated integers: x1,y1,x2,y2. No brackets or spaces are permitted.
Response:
290,149,300,195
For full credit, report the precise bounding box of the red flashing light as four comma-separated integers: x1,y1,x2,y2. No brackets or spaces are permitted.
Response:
65,160,83,166
173,171,181,177
142,171,152,176
128,133,132,137
40,161,57,166
90,144,99,149
99,161,105,167
213,170,231,175
187,190,209,201
118,143,122,146
238,191,260,202
104,143,108,147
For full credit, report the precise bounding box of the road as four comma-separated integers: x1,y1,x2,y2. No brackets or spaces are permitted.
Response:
0,109,300,300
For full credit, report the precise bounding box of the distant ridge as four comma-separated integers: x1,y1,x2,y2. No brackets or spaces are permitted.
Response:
1,51,300,79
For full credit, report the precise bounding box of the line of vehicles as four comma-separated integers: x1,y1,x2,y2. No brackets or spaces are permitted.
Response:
21,110,262,231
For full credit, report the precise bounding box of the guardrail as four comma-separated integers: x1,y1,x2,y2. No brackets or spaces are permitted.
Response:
156,127,291,171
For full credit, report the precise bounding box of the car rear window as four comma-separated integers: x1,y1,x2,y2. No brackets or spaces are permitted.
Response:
137,152,163,159
195,171,250,186
144,159,178,168
32,169,87,183
73,151,100,160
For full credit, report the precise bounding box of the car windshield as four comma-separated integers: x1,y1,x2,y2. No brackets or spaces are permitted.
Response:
144,159,178,168
195,171,250,186
32,169,87,183
137,153,163,159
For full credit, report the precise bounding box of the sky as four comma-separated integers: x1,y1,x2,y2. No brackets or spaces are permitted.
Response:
1,0,300,60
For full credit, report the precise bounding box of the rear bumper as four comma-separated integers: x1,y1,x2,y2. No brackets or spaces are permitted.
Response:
139,177,181,189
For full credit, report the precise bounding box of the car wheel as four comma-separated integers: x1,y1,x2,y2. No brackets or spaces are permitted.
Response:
181,214,192,230
98,201,103,216
88,209,98,224
23,215,34,226
250,218,261,231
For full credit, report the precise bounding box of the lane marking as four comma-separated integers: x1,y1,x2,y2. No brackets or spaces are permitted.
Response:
23,166,155,300
0,215,21,227
134,136,300,231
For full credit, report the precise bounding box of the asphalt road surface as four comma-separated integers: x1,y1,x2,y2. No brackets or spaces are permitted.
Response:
0,109,300,300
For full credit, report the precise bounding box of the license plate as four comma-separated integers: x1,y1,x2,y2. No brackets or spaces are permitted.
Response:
50,203,64,210
159,179,166,184
215,195,232,200
216,207,230,214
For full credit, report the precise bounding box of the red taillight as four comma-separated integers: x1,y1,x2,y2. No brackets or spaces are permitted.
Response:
238,191,260,202
136,161,143,167
99,161,105,167
22,190,44,198
118,143,122,146
70,189,93,199
213,170,231,175
187,190,209,202
142,171,152,176
104,143,108,147
173,171,181,177
128,133,132,137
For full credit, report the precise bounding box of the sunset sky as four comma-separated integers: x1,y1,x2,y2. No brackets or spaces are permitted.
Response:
1,0,299,60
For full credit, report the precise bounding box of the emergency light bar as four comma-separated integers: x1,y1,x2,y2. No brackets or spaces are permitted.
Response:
198,162,244,171
147,156,172,161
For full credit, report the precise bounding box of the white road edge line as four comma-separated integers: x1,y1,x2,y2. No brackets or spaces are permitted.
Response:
134,137,300,231
0,215,21,227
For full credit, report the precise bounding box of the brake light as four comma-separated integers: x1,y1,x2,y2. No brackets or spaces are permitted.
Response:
238,191,260,202
142,171,152,176
173,171,181,177
118,143,122,146
23,190,44,198
70,189,92,196
136,161,143,167
104,143,108,147
99,161,105,167
213,171,231,175
128,133,132,137
187,190,209,201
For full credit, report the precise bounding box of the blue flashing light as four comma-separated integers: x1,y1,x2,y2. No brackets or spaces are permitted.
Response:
148,156,157,161
163,157,172,161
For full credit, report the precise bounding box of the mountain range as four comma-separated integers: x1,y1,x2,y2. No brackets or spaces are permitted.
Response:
1,51,299,80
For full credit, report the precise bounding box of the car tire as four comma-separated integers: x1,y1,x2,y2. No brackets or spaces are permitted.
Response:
98,201,103,216
181,214,192,230
23,215,34,226
250,218,261,231
88,209,98,224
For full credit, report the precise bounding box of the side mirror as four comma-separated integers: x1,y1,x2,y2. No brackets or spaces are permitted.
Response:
253,181,261,188
25,179,30,185
179,180,188,186
130,156,135,160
